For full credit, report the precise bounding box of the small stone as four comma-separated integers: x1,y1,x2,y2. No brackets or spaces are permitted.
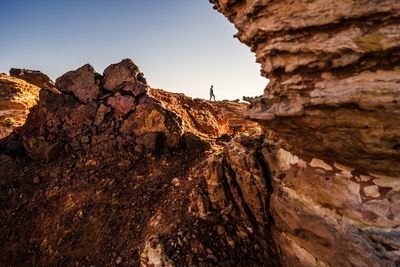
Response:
80,136,90,144
93,103,109,126
33,176,40,184
364,185,380,198
117,160,131,170
171,178,181,187
70,140,81,151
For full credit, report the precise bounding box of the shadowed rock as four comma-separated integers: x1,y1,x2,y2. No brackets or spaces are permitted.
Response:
10,68,54,89
55,64,100,103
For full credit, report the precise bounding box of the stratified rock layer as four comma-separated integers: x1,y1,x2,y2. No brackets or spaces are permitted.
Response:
211,1,400,266
211,0,400,176
0,74,40,139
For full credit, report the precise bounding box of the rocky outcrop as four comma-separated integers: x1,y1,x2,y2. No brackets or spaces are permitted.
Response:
10,68,54,89
55,64,101,103
3,59,231,161
211,1,400,266
211,0,400,176
0,74,40,139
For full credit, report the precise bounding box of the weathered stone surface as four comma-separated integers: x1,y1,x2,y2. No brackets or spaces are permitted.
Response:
55,64,100,103
103,59,146,91
120,101,183,147
264,147,400,267
9,68,54,89
93,103,109,126
206,135,271,226
211,0,400,176
106,95,135,118
0,74,40,139
149,89,232,139
122,81,148,97
211,1,400,266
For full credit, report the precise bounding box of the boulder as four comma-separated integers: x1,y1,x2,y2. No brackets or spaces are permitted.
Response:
55,64,100,103
121,81,148,97
103,59,146,91
23,137,64,162
106,95,135,118
10,68,54,89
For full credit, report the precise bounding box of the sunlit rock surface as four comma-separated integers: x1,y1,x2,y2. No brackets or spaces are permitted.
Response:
211,0,400,175
0,74,40,139
211,0,400,266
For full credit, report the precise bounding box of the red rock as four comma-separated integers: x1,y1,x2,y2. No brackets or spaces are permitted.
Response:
55,64,100,103
10,68,54,89
103,59,144,91
121,81,148,97
106,95,135,117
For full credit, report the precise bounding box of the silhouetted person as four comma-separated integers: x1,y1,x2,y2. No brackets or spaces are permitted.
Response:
209,85,216,101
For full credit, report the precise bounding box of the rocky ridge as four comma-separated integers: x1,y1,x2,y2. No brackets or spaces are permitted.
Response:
211,0,400,266
0,74,40,139
10,68,54,89
0,59,282,266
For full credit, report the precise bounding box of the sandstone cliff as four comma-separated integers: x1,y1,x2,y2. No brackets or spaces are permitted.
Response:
211,0,400,266
0,74,40,139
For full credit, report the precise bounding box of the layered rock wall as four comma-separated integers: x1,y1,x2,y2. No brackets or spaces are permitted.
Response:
211,0,400,175
0,74,40,139
211,0,400,266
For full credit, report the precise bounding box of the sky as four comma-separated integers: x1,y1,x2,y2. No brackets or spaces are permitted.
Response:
0,0,267,100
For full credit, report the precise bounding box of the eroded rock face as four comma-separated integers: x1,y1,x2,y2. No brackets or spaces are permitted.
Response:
264,147,400,267
211,0,400,176
210,1,400,266
10,68,54,89
0,74,40,139
55,64,100,103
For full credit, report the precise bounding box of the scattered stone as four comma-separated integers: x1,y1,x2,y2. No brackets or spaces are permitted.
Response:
116,159,131,170
122,81,148,97
115,256,122,265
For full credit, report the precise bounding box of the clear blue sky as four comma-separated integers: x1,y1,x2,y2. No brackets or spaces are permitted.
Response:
0,0,267,100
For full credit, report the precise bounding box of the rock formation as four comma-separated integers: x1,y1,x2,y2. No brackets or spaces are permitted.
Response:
0,74,40,139
211,0,400,266
0,59,283,266
2,59,231,162
10,68,54,89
